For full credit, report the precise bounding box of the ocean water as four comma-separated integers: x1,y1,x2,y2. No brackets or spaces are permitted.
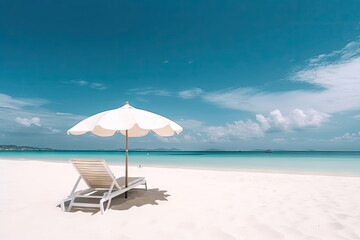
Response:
1,151,360,176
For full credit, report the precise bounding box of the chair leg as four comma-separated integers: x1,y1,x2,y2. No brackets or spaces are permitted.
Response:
67,194,78,212
106,198,112,212
62,176,82,212
99,199,104,214
60,200,66,212
100,198,110,214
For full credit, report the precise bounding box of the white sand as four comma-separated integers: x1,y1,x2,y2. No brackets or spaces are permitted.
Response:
1,160,360,240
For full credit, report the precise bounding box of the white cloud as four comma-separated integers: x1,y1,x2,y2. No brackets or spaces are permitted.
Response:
306,39,360,66
202,120,265,142
290,109,325,128
272,138,285,143
182,134,197,142
128,87,204,99
175,38,360,142
45,127,61,134
90,83,107,90
176,119,203,129
154,135,181,143
178,88,203,99
154,133,199,143
202,37,360,115
69,80,107,90
128,87,203,99
257,110,287,131
167,108,327,144
1,93,85,138
73,80,89,86
15,117,41,127
129,88,172,96
331,131,360,141
0,93,47,110
256,109,328,132
198,108,327,142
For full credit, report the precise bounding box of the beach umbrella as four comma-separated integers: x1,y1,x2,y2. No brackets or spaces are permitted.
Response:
67,101,183,192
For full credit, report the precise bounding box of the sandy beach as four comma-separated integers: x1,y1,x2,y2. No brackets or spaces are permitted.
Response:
1,159,360,240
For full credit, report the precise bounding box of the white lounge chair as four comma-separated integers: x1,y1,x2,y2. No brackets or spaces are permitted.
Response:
60,159,147,214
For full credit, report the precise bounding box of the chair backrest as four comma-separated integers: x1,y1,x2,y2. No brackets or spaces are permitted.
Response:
71,159,118,189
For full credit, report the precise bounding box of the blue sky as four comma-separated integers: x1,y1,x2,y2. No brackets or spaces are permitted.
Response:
1,0,360,150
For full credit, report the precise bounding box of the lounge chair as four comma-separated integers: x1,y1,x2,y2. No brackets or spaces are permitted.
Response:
60,159,147,214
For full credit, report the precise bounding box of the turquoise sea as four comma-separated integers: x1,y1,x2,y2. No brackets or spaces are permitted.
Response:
1,151,360,176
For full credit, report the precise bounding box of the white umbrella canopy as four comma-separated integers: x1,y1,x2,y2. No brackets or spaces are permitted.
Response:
67,101,183,193
67,102,183,137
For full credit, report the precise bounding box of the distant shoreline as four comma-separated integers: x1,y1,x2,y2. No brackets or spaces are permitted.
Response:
0,149,360,153
1,145,360,152
1,150,360,153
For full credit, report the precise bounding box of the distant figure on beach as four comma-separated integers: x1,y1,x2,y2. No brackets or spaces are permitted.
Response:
138,164,142,168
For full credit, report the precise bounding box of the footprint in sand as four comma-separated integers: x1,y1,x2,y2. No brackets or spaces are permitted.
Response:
328,221,344,230
335,213,348,220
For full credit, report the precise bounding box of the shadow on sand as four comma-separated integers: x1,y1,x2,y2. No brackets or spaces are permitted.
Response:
57,188,170,215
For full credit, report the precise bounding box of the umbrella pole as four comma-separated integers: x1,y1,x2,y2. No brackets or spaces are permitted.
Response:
125,130,129,198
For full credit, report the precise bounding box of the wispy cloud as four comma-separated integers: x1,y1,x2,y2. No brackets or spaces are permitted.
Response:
123,38,360,144
128,88,172,96
176,119,203,129
176,108,328,143
45,127,61,134
15,117,41,127
154,135,181,143
172,37,360,142
73,80,89,86
0,93,85,138
331,131,360,141
178,88,203,99
200,37,360,115
272,138,285,143
202,120,265,142
306,39,360,66
90,83,107,90
201,109,327,142
129,87,205,99
154,131,200,144
0,93,47,110
69,80,107,90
